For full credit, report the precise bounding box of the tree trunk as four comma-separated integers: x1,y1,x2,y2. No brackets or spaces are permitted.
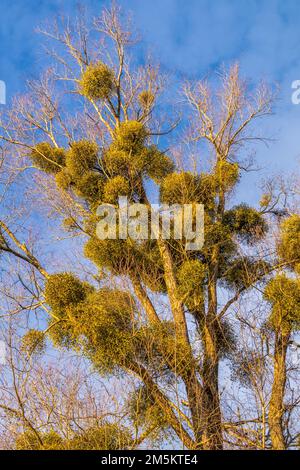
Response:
156,240,207,446
181,367,203,448
157,239,190,343
199,246,223,450
269,330,290,450
200,319,223,449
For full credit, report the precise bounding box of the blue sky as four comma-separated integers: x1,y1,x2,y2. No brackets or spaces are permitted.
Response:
1,0,300,203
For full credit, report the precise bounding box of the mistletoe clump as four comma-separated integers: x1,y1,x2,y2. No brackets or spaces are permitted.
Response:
79,62,115,100
84,237,136,275
194,315,237,359
16,425,132,450
215,319,237,358
136,321,193,377
21,329,46,356
104,121,173,184
85,237,166,292
177,260,206,311
128,385,169,434
55,168,73,190
223,204,267,244
30,142,66,173
142,146,174,183
134,242,166,293
65,140,99,177
103,175,130,204
47,288,136,373
73,171,104,203
277,214,300,273
160,171,216,207
104,145,173,183
55,140,105,204
214,160,239,190
16,431,64,450
103,147,132,176
69,424,132,450
221,257,270,291
113,120,148,153
264,274,300,331
203,222,237,263
44,272,92,311
103,121,147,181
104,120,147,178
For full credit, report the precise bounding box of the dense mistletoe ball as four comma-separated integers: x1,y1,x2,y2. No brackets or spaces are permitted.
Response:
277,214,300,272
84,237,136,274
264,274,300,330
74,171,104,202
103,148,131,176
113,120,147,153
214,160,239,190
66,289,135,373
103,175,130,204
79,62,115,100
16,425,132,450
128,385,168,430
30,142,66,174
223,204,267,244
221,257,270,291
55,168,73,190
16,431,64,450
134,241,166,293
177,260,206,311
44,273,91,312
21,329,46,356
160,171,215,206
69,424,132,450
135,321,194,376
66,140,99,177
143,146,174,182
73,289,134,334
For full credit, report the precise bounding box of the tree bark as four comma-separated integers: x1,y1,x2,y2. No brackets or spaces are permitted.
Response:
200,253,223,450
157,239,207,446
157,239,190,343
269,329,290,450
200,318,223,449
